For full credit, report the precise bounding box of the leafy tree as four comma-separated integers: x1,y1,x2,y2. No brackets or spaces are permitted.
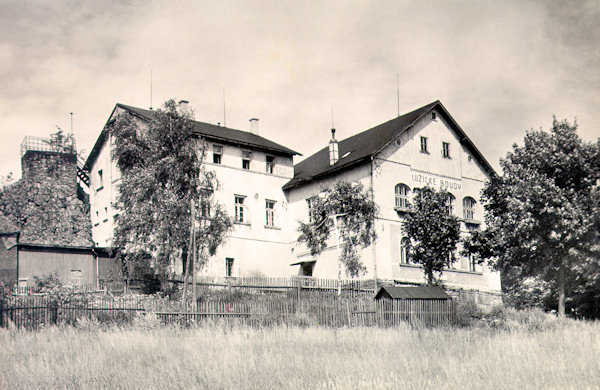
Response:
44,128,76,154
464,118,600,317
297,181,378,278
110,100,233,295
402,187,461,285
0,172,14,189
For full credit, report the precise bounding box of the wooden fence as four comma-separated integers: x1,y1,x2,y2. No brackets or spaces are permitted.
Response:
170,275,382,292
0,296,145,330
4,280,137,296
375,299,456,327
0,291,455,330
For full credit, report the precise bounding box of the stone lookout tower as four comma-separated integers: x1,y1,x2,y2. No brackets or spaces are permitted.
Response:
20,135,89,191
0,135,92,247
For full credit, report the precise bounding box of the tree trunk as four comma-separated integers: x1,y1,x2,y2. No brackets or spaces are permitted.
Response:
558,262,566,317
427,270,433,285
181,197,196,311
191,222,198,312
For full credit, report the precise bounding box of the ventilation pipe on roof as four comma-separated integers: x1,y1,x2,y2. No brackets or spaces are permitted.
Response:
177,100,194,119
329,128,339,166
249,118,259,135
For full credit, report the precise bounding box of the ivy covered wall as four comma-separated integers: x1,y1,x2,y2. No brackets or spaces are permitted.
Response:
0,151,92,247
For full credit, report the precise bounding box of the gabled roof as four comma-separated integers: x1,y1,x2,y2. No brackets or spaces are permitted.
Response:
84,103,300,171
374,286,451,300
283,100,495,190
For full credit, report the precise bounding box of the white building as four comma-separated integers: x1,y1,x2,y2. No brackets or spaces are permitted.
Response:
85,100,501,297
84,103,300,277
283,100,501,295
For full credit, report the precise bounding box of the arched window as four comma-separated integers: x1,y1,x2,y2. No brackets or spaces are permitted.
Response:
395,184,410,210
463,197,476,220
400,237,410,264
445,193,455,215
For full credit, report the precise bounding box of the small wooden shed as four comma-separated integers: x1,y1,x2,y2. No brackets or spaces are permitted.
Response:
374,286,455,326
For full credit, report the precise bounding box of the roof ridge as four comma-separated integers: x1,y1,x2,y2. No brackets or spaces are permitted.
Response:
284,101,440,189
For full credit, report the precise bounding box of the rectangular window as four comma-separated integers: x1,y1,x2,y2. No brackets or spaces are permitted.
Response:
242,150,251,170
306,197,316,223
225,258,234,277
442,142,450,158
420,136,428,153
97,169,103,190
468,255,478,272
70,269,82,286
265,200,276,227
234,195,247,223
446,194,455,216
213,145,223,164
200,198,211,218
266,155,275,174
18,278,28,290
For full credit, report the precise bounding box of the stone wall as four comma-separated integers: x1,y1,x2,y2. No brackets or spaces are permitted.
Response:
0,233,18,284
0,150,92,246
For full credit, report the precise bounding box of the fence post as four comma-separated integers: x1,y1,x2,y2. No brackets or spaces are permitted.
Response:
50,301,58,325
0,300,4,328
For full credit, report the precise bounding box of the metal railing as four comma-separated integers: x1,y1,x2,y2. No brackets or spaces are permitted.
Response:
20,135,76,157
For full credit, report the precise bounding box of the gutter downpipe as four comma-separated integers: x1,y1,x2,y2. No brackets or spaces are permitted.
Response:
370,155,378,290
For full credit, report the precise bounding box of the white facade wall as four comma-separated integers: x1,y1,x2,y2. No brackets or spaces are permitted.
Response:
200,142,295,277
286,109,501,293
286,164,374,277
372,110,500,292
88,107,296,277
89,134,120,247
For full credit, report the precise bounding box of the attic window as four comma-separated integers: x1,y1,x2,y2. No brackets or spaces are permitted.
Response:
432,112,437,121
341,151,351,159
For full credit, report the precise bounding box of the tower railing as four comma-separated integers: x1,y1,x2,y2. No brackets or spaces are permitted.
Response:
20,135,76,158
20,135,89,187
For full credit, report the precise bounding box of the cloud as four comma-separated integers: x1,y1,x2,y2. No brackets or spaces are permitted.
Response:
0,0,598,179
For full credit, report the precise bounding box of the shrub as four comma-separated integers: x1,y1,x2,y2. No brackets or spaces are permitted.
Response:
499,307,566,333
455,300,484,327
132,312,162,331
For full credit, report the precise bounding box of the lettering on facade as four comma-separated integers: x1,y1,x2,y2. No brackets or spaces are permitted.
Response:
410,173,462,191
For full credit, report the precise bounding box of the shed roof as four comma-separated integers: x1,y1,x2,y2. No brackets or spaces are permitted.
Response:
374,286,451,300
84,103,300,171
283,100,495,190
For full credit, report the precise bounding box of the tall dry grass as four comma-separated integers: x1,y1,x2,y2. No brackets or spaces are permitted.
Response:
0,314,598,389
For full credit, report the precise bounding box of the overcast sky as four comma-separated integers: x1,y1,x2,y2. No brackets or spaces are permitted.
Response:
1,0,598,180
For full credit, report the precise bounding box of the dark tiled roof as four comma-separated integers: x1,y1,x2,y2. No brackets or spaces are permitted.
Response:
375,286,451,300
84,103,300,171
283,100,495,190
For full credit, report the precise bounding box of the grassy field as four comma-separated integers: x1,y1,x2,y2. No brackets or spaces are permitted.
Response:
1,313,599,389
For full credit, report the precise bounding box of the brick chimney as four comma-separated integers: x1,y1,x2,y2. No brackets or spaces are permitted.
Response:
249,118,259,135
177,100,194,119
